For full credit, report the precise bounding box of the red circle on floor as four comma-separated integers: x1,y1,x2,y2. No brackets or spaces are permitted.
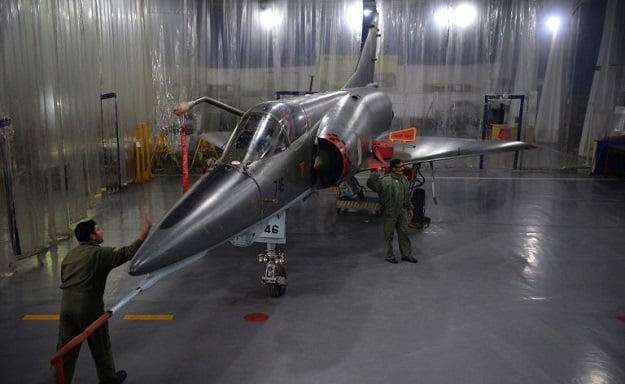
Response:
244,312,269,322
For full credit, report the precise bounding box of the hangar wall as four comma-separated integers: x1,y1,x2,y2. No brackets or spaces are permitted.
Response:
0,0,622,269
0,0,361,268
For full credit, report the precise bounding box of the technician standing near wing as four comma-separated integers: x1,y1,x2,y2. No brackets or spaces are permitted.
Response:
55,211,152,384
367,159,418,264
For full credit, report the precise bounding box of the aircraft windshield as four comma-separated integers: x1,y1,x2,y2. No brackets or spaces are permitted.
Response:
222,112,288,164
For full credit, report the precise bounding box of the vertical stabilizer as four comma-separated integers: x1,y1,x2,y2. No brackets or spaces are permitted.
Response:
342,14,380,89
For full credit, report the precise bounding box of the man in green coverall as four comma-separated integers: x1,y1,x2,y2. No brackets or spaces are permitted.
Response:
367,159,418,264
56,213,151,384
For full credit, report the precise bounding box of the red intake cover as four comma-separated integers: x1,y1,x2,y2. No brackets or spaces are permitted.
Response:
372,139,394,161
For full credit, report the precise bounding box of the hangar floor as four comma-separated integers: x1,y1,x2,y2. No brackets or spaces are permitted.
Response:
2,169,625,384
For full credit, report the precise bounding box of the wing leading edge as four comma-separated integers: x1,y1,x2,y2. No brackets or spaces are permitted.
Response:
365,135,533,169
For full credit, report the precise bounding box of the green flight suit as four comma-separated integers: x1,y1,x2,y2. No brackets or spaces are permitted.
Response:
56,239,143,384
367,171,413,259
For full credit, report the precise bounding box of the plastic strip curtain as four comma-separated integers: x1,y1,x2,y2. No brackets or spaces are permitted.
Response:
0,0,152,264
579,0,625,158
0,0,101,264
534,11,571,144
378,0,543,167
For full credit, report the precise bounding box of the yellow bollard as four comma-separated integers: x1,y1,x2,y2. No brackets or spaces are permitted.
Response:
134,125,144,184
141,123,152,181
134,123,153,183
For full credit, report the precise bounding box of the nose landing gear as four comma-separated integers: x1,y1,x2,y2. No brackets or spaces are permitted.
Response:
257,242,287,297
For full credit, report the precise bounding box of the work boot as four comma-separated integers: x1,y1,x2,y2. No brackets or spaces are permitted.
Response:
401,256,419,263
100,370,127,384
384,257,398,264
408,222,423,229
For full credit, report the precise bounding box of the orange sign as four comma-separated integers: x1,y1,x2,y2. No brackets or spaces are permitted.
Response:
389,127,417,142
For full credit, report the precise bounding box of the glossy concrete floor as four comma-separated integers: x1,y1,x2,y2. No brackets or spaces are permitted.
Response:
2,169,625,384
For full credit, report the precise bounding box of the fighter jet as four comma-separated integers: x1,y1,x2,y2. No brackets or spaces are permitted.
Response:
128,14,531,296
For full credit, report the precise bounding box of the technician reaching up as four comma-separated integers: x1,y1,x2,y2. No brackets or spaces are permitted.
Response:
55,210,151,384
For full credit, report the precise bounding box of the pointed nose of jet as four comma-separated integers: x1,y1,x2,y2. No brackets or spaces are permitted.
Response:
128,229,185,275
129,164,262,275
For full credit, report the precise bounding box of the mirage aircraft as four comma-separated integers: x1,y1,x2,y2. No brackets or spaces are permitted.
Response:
128,15,532,296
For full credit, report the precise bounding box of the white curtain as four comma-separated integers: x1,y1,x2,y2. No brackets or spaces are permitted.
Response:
535,20,573,144
578,0,625,158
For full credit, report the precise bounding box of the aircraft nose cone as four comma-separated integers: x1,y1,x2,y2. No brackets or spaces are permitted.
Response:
128,230,185,275
128,164,261,275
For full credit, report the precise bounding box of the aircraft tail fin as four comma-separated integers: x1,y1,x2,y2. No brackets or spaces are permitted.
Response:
342,14,380,89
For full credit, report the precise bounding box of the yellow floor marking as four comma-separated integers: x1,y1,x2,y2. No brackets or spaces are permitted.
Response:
22,314,174,321
123,314,174,321
23,314,60,320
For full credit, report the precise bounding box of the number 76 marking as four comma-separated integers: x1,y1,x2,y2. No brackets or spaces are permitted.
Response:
273,178,285,194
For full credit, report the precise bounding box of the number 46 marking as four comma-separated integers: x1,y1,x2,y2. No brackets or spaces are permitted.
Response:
264,225,280,234
257,213,285,241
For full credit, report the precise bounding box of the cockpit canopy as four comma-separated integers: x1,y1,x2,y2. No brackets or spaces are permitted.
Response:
221,102,308,165
221,112,288,164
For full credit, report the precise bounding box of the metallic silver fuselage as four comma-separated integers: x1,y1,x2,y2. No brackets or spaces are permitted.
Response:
129,86,391,275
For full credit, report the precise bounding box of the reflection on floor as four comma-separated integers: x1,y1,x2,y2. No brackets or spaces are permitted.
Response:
2,170,625,384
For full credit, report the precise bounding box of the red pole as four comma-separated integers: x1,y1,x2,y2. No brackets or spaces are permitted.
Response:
180,118,189,193
50,311,113,384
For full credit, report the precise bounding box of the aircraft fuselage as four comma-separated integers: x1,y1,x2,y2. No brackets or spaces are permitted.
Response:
129,87,393,275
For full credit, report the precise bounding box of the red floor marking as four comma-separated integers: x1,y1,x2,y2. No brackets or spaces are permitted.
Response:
244,312,269,322
618,316,625,323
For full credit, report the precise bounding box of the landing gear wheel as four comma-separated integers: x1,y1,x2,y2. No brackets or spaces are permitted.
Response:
265,266,287,298
258,243,287,297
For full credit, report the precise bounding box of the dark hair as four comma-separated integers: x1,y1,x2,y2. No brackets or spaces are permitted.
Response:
74,220,96,242
390,158,402,168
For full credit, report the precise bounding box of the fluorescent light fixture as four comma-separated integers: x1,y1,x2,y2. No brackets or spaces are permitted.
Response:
546,15,561,34
434,3,477,28
453,3,477,27
346,2,364,32
260,8,283,30
434,6,451,28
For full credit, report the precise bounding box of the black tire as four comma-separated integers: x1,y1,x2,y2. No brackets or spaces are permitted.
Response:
265,266,287,297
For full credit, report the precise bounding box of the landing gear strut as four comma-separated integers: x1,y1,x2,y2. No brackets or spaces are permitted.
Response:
257,242,287,297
